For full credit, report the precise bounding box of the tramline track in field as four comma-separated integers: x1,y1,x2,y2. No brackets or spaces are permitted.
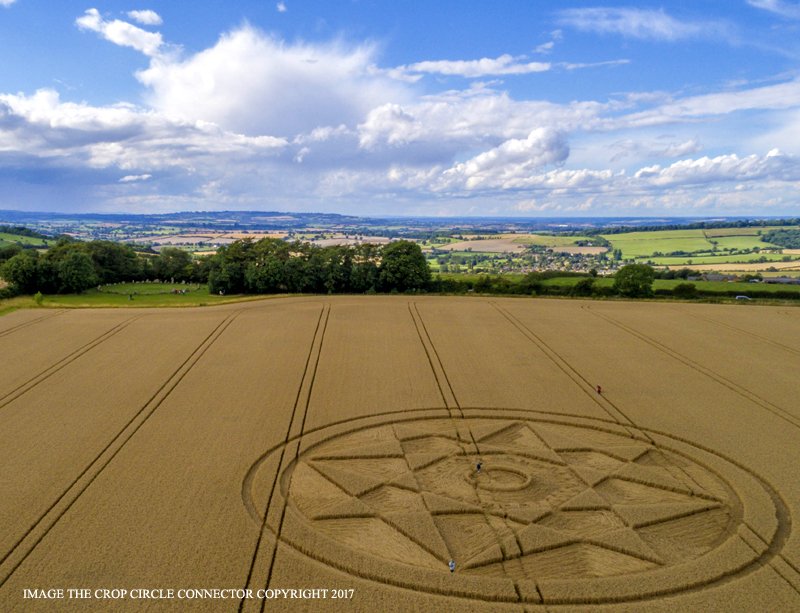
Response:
583,304,800,432
0,309,242,587
238,302,329,613
0,315,141,413
0,309,64,339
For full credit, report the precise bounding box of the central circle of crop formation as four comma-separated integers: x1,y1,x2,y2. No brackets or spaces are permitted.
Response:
261,412,787,605
468,464,532,492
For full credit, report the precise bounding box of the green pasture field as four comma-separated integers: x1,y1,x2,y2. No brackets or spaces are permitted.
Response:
603,228,786,259
701,226,799,237
0,283,265,310
707,236,780,251
0,233,49,247
424,237,461,245
98,282,204,295
646,253,794,266
602,230,712,258
39,292,252,308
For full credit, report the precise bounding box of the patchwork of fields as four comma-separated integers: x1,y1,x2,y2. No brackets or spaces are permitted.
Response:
1,297,799,611
600,229,786,259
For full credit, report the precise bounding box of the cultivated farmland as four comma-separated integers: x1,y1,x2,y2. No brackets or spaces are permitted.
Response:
0,297,798,612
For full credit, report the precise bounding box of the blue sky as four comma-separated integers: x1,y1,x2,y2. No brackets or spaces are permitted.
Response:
1,1,800,216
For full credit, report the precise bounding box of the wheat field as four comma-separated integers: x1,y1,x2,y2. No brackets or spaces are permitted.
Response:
0,296,798,612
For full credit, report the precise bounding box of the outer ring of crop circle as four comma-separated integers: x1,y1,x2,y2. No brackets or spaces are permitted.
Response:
248,408,790,605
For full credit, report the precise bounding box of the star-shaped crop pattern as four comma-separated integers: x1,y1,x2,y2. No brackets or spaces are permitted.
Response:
286,418,731,580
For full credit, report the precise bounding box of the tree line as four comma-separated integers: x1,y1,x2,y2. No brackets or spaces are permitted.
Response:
763,229,800,249
0,240,205,295
206,238,429,294
430,265,658,298
0,237,431,296
4,235,797,302
585,218,800,236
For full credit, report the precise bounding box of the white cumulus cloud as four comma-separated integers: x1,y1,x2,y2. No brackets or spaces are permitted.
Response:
440,128,569,190
0,0,18,7
358,89,608,151
127,10,163,26
633,149,798,186
136,26,410,138
76,8,163,57
0,89,287,173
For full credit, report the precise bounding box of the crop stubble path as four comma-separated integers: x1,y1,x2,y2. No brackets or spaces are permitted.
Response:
0,307,243,587
0,313,142,576
238,302,330,613
0,309,64,339
670,304,800,359
581,304,800,433
0,314,141,413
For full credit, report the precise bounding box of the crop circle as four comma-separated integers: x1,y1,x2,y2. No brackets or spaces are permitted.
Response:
249,411,788,604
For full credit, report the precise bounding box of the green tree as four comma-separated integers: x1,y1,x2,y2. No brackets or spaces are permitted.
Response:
519,272,544,295
378,240,430,292
672,283,697,299
0,243,23,265
39,239,87,293
349,243,380,292
57,251,98,293
317,246,351,294
613,264,655,297
207,239,256,294
153,247,193,282
571,277,595,297
1,252,40,293
86,241,142,283
245,257,287,293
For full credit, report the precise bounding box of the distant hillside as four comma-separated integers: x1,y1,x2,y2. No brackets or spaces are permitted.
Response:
0,225,51,240
1,210,799,244
0,225,51,249
0,210,364,231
